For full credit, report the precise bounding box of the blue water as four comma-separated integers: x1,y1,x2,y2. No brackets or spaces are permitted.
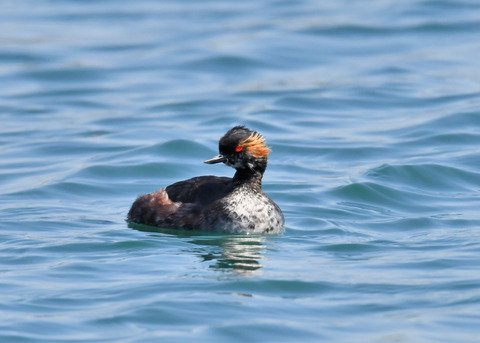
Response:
1,0,480,342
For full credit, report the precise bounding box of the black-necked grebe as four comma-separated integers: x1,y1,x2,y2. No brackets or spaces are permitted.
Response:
127,126,284,234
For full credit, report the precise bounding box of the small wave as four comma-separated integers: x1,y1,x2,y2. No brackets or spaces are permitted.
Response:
367,163,480,193
328,181,441,214
180,55,268,74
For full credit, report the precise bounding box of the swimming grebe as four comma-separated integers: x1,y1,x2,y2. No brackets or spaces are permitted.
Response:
127,126,284,234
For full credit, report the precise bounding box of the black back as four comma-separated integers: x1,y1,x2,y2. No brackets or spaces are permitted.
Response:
165,175,232,205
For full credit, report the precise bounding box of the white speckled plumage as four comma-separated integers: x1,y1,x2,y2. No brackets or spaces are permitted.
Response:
203,184,284,234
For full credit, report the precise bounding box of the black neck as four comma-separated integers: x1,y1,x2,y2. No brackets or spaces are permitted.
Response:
231,156,267,187
233,167,264,187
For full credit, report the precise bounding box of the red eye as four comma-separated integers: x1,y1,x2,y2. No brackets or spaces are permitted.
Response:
235,145,243,152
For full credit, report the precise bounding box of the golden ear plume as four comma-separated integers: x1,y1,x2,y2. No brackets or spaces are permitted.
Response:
240,131,271,158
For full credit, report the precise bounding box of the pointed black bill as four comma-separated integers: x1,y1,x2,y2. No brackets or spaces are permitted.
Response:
204,154,227,164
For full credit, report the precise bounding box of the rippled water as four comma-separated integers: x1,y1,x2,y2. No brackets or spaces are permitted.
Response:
1,1,480,342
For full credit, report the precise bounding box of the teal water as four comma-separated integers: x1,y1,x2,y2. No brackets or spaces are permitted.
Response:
1,0,480,342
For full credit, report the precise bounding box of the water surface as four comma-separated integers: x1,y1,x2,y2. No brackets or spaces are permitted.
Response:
1,1,480,342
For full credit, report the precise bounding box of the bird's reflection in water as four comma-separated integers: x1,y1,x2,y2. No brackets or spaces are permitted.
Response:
130,223,268,276
189,235,267,276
